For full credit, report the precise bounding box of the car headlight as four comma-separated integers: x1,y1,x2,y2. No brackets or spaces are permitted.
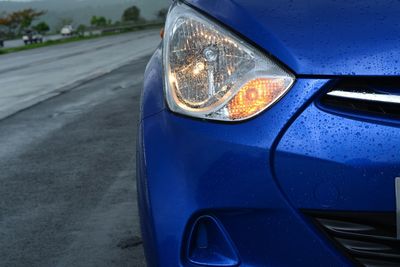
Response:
163,2,295,121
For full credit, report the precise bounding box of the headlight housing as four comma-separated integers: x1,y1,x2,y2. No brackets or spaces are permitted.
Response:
163,3,295,121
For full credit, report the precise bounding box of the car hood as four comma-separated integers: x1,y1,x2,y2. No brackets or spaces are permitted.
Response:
186,0,400,76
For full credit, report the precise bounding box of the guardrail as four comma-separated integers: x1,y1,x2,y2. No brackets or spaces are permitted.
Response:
84,22,164,36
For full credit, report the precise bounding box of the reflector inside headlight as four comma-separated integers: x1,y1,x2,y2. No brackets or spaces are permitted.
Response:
163,3,295,121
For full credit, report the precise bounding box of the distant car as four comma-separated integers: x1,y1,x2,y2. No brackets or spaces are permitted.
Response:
61,25,74,36
0,33,4,47
22,31,43,45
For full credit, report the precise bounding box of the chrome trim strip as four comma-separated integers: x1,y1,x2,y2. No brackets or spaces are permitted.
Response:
327,90,400,104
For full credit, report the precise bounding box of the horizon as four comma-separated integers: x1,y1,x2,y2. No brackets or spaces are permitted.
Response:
0,0,170,32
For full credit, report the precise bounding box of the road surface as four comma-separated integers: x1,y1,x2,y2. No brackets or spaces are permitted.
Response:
3,34,63,49
0,31,159,266
0,29,160,120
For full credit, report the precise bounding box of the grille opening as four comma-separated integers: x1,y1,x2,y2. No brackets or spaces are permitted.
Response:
321,96,400,118
305,211,399,267
320,78,400,121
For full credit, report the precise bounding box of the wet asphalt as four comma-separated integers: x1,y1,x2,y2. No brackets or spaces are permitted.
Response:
0,57,150,267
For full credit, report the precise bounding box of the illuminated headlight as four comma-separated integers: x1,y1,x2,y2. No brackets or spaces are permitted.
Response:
163,3,295,121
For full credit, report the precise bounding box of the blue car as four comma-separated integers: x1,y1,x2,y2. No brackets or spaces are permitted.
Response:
138,1,400,266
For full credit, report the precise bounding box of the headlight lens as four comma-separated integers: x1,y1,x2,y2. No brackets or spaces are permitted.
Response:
163,3,295,121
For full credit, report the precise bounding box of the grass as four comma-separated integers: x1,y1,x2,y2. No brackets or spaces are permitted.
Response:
0,36,89,54
0,25,162,55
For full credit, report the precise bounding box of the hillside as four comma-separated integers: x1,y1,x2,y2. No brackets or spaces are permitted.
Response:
0,0,169,32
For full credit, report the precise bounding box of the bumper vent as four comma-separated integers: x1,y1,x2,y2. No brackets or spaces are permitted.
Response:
320,79,400,121
305,211,400,267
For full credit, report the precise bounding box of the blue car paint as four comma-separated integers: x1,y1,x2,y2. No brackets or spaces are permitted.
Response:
141,46,165,120
186,0,400,76
138,49,352,266
137,1,400,266
275,102,400,211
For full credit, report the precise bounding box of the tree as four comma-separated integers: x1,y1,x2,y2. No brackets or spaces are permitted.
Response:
156,8,168,21
0,9,46,34
90,16,107,27
122,6,140,23
76,24,86,36
96,16,106,27
33,21,50,34
90,16,97,26
11,9,45,33
0,16,10,34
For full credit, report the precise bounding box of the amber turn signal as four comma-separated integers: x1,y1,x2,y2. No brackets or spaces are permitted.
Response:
228,78,286,120
160,27,165,39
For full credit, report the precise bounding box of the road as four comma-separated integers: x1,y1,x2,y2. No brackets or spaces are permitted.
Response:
0,29,160,120
0,31,159,266
4,34,63,49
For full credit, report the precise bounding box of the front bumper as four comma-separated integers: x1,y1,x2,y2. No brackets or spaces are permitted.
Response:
137,48,400,266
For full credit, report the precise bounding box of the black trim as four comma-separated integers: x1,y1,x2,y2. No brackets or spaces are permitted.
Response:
304,210,399,267
317,77,400,126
